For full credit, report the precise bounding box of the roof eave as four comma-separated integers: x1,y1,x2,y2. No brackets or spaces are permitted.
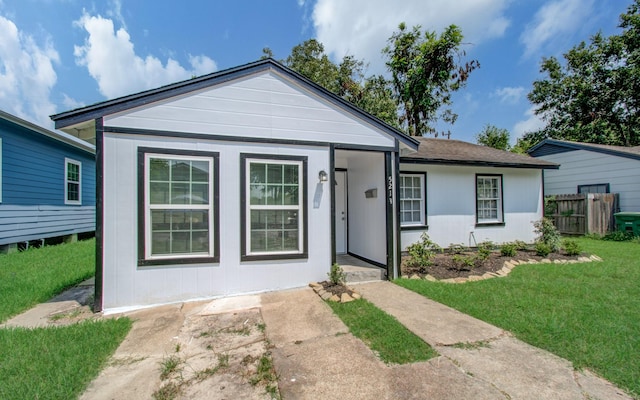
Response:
400,157,559,169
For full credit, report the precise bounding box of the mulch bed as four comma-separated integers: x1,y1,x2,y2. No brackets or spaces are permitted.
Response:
317,280,359,297
402,250,584,280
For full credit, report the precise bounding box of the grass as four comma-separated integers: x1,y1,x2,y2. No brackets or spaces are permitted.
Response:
328,298,437,364
395,238,640,398
0,239,95,322
0,239,133,399
0,318,132,400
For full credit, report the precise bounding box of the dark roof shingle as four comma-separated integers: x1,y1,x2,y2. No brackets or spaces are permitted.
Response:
402,138,559,169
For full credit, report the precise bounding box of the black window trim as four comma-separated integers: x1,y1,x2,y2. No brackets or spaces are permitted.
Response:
399,171,428,230
137,147,220,267
240,153,309,262
577,183,610,194
475,173,505,227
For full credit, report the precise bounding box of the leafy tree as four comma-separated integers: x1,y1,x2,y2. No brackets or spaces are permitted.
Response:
281,40,399,128
476,124,510,150
510,137,534,154
526,0,640,146
383,23,479,136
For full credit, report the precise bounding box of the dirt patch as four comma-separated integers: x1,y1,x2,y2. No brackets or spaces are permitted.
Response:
402,250,586,280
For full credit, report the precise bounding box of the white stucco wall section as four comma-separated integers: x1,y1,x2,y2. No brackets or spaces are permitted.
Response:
400,164,544,249
101,132,331,311
536,150,640,212
104,70,395,148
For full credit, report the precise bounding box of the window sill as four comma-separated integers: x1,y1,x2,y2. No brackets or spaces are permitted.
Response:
401,224,428,231
241,252,308,262
475,222,505,227
138,256,219,267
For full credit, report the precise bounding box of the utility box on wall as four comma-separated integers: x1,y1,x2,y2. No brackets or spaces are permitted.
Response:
364,188,377,199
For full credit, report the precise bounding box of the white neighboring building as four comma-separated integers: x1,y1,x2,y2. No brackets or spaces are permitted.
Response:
529,139,640,212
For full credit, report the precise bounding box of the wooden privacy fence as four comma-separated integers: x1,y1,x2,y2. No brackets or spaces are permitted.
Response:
545,193,619,235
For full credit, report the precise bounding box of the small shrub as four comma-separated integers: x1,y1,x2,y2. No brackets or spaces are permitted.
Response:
533,218,561,252
476,241,495,261
602,231,635,242
500,242,517,257
452,254,475,270
406,233,441,268
328,263,346,285
562,239,581,256
584,233,602,240
447,243,467,254
513,240,529,251
535,242,551,257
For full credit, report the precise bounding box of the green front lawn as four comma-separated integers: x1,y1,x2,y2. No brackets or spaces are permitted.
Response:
328,298,437,364
0,239,95,322
0,240,132,399
396,238,639,398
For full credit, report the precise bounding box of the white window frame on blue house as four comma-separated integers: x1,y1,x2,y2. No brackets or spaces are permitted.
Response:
64,158,82,205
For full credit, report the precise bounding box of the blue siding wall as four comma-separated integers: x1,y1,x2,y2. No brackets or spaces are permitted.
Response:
0,118,95,207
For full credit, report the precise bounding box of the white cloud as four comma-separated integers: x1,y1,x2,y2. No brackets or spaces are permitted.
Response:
494,86,525,104
0,14,59,128
520,0,594,58
61,94,85,110
311,0,511,74
513,106,546,138
74,12,217,99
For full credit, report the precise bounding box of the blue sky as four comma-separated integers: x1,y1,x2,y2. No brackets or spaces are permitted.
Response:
0,0,627,143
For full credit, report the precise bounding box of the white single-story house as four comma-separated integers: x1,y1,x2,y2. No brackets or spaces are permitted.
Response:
529,139,640,211
51,59,557,312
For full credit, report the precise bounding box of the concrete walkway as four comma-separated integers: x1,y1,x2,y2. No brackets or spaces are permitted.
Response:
261,282,632,400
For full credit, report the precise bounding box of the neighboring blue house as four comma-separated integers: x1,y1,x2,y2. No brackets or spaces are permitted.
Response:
0,110,96,252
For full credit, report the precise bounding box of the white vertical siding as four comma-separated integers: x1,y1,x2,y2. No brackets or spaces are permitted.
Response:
104,71,395,148
102,132,331,311
400,164,543,249
537,150,640,211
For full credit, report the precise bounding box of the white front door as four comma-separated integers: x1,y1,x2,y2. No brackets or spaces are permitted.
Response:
335,170,347,254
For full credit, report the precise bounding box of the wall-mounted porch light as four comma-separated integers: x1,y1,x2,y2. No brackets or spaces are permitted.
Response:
318,170,328,183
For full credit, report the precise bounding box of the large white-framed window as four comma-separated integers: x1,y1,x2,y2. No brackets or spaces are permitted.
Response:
138,148,219,266
476,174,503,224
64,158,81,205
399,173,426,228
241,154,307,260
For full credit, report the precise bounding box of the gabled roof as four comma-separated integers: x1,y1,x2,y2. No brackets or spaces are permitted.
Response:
528,138,640,161
0,109,95,154
50,58,419,150
401,138,559,169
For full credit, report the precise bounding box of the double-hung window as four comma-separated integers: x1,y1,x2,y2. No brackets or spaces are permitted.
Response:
138,148,219,266
399,173,426,227
65,158,81,205
241,154,307,260
476,175,503,224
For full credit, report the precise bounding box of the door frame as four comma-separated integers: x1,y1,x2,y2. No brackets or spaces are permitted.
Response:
334,169,348,255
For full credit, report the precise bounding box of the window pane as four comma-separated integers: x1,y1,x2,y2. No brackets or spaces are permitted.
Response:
150,159,170,180
283,164,298,184
67,183,79,201
283,186,298,205
150,182,170,204
265,185,283,205
151,231,170,255
250,163,266,183
191,231,209,252
250,184,265,205
171,183,190,204
267,164,283,184
191,161,209,182
191,183,209,204
250,231,266,252
172,160,191,181
150,209,210,255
